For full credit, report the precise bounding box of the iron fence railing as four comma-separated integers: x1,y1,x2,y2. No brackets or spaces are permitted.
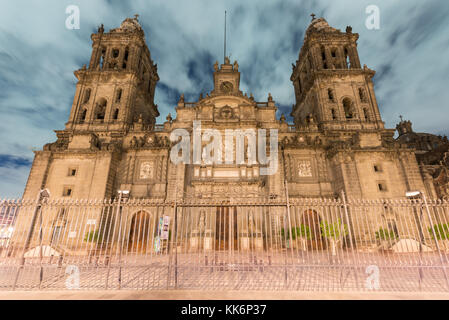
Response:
0,196,449,291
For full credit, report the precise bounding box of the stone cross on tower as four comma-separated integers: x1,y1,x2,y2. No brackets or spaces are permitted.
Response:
134,14,139,21
311,13,316,21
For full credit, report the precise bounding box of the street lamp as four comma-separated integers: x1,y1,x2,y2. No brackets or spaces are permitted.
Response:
406,190,425,288
13,188,50,290
116,189,129,289
406,190,449,289
23,189,51,255
405,191,426,247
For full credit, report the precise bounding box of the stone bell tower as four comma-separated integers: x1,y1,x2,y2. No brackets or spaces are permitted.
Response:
65,15,159,131
290,16,384,131
22,16,161,201
210,57,243,97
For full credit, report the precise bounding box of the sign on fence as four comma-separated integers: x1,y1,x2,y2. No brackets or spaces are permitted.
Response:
161,216,170,240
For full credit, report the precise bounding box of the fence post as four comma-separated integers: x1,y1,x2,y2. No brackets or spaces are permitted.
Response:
341,191,356,250
340,191,360,290
422,194,449,290
115,192,123,290
167,180,179,289
174,200,178,289
281,148,294,289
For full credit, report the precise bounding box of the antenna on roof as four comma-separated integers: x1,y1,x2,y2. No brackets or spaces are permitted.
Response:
224,10,227,63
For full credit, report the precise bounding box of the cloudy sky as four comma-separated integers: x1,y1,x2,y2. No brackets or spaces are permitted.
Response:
0,0,448,198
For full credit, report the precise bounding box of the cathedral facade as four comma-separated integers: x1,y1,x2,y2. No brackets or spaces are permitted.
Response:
22,16,438,204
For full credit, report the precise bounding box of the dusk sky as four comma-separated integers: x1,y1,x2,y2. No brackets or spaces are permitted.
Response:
0,0,448,198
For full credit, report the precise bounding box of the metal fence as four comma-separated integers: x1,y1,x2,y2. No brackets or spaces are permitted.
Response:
1,194,449,292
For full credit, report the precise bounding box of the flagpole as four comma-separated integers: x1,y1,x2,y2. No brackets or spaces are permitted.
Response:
224,10,227,62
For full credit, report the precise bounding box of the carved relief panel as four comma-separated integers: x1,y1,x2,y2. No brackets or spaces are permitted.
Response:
214,105,239,122
139,161,154,180
297,160,313,177
134,156,166,183
286,155,319,182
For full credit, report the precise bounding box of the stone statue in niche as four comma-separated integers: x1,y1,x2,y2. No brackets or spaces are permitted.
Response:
280,114,286,124
198,211,205,232
306,113,315,124
248,211,255,233
139,136,146,147
139,161,153,179
130,136,138,148
297,160,313,177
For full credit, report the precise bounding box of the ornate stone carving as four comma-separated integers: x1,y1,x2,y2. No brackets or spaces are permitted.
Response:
90,134,101,151
233,60,239,71
139,161,154,180
217,105,237,121
43,138,69,152
129,134,170,149
297,160,313,177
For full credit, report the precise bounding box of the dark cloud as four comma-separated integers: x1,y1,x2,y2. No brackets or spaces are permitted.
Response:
157,82,181,106
0,155,32,169
185,50,215,96
373,63,393,83
404,1,449,50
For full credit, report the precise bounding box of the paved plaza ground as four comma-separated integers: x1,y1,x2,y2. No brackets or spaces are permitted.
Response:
0,290,449,300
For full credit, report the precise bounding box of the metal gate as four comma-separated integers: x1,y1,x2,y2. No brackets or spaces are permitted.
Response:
1,195,449,291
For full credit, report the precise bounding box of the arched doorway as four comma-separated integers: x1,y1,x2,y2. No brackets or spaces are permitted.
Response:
128,211,151,253
301,209,326,250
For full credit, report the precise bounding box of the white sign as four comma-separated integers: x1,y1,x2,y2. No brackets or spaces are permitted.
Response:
86,219,96,225
161,216,170,240
68,231,77,238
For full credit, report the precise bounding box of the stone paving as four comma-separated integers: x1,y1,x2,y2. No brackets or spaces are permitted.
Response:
1,251,448,292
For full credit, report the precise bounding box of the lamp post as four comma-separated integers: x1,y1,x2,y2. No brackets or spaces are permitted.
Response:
13,188,50,290
406,191,425,289
406,191,426,249
116,190,129,290
406,191,449,290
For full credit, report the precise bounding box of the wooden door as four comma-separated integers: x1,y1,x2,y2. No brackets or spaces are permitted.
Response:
215,207,229,251
128,211,150,253
215,206,238,251
302,209,326,250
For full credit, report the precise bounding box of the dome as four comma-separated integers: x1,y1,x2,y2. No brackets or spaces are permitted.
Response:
110,16,143,33
305,17,339,36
